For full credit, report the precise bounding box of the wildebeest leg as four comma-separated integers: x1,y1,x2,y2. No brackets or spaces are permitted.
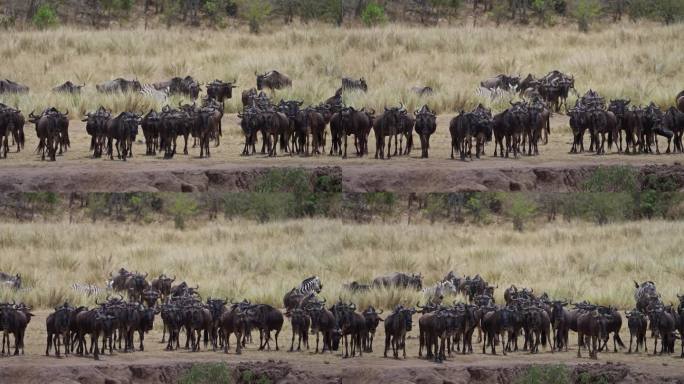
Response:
343,131,349,159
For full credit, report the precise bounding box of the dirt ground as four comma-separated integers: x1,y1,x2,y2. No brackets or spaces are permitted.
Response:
1,310,683,384
1,114,684,193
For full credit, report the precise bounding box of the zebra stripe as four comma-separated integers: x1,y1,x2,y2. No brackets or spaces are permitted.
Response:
293,276,321,296
474,87,517,102
140,84,169,104
71,282,109,296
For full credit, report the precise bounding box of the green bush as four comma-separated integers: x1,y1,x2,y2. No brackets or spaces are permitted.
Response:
238,0,272,33
178,363,231,384
361,2,388,26
571,0,602,32
165,194,198,230
506,194,537,231
32,4,59,29
583,166,638,193
515,364,571,384
652,0,684,24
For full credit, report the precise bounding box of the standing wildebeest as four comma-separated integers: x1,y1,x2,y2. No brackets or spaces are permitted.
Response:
492,102,527,158
480,74,519,91
123,272,149,303
141,109,161,156
52,81,85,94
383,306,416,359
106,112,140,161
576,307,610,359
242,88,258,107
245,304,283,351
206,79,237,103
608,99,643,154
154,76,201,100
396,110,415,156
294,107,326,156
0,272,21,290
0,79,29,94
373,105,404,159
663,107,684,153
151,274,175,300
361,306,383,352
647,305,676,355
45,303,75,357
82,106,111,158
288,308,310,352
372,272,422,290
28,108,65,161
0,104,25,154
194,104,221,158
413,105,437,158
96,78,142,93
411,86,434,96
677,294,684,358
450,111,476,161
238,106,261,156
219,302,250,354
625,309,648,354
277,99,302,154
256,70,292,91
342,77,368,92
260,108,290,157
335,106,371,158
331,301,366,358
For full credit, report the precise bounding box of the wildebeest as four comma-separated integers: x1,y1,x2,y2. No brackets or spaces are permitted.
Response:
206,79,237,103
361,306,383,352
154,76,201,100
677,90,684,113
576,305,610,359
96,78,142,93
331,301,366,358
647,305,676,355
238,106,261,156
82,106,111,158
492,102,527,158
45,303,75,357
373,105,404,159
245,304,283,351
288,308,310,352
0,272,21,290
219,301,250,354
411,86,434,96
342,77,368,92
372,272,422,290
413,105,437,158
0,104,25,155
335,106,372,158
283,276,323,313
0,79,29,94
480,74,519,91
151,274,175,299
52,81,85,94
294,106,326,156
28,108,67,161
383,306,415,359
105,111,140,161
663,107,684,153
625,309,648,353
0,301,33,356
141,109,161,156
123,272,149,303
256,70,292,91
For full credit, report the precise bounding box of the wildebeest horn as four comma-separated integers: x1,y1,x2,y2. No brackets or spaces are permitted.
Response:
377,308,383,314
28,110,36,118
633,280,639,289
63,109,69,116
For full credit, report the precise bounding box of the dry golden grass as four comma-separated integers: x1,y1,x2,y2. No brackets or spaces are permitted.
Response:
1,218,682,310
0,22,682,116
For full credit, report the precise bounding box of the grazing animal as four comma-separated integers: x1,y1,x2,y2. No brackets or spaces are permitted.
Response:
342,77,368,92
256,70,292,91
0,79,29,94
372,272,422,290
96,78,142,93
206,79,237,103
0,272,21,290
383,306,416,359
52,81,85,94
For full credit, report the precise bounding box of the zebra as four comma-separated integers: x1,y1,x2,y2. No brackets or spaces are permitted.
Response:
421,280,457,305
71,282,109,296
139,84,169,104
474,86,517,102
283,276,323,313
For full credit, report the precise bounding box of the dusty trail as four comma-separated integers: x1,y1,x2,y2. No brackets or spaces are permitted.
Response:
1,115,683,193
1,311,683,383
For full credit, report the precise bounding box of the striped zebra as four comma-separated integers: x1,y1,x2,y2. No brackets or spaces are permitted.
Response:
139,84,169,104
71,282,109,296
474,86,517,102
421,280,457,305
283,276,323,312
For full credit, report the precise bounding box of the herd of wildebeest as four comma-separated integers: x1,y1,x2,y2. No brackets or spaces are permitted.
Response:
0,71,683,161
1,269,683,363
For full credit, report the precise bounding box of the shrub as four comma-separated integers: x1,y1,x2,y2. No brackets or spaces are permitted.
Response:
571,0,602,32
165,194,198,230
178,363,231,384
515,364,571,384
238,0,272,33
32,4,59,29
506,194,537,231
361,2,388,27
583,166,638,193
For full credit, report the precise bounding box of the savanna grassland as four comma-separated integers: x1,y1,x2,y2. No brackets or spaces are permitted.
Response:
0,21,682,117
1,218,682,310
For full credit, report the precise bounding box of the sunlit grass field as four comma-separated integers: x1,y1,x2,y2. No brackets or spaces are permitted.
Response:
1,218,682,310
0,22,682,116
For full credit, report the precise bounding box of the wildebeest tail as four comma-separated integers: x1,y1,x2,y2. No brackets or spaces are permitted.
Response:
541,330,547,347
615,333,626,348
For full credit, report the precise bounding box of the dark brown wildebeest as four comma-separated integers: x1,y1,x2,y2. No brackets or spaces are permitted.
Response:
123,272,149,303
294,107,326,156
110,268,133,293
193,104,221,158
141,109,161,156
241,88,258,107
141,288,161,308
331,301,366,358
647,305,676,355
82,106,111,158
549,300,571,352
480,74,519,91
276,99,302,154
625,309,648,354
45,303,76,357
288,308,310,352
0,104,25,154
28,108,64,161
677,90,684,113
52,81,85,94
608,99,642,154
362,306,383,352
450,111,475,161
0,301,33,356
663,107,684,153
342,77,368,92
105,111,140,161
343,281,371,293
492,102,527,158
245,304,283,351
0,79,29,94
238,106,261,156
411,86,434,96
0,272,21,290
373,105,404,160
259,109,290,157
206,79,237,103
154,76,201,99
256,70,292,91
413,105,436,158
151,274,175,299
383,305,415,359
576,306,610,359
96,78,142,93
396,110,415,156
303,300,336,354
372,272,422,290
335,106,371,158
